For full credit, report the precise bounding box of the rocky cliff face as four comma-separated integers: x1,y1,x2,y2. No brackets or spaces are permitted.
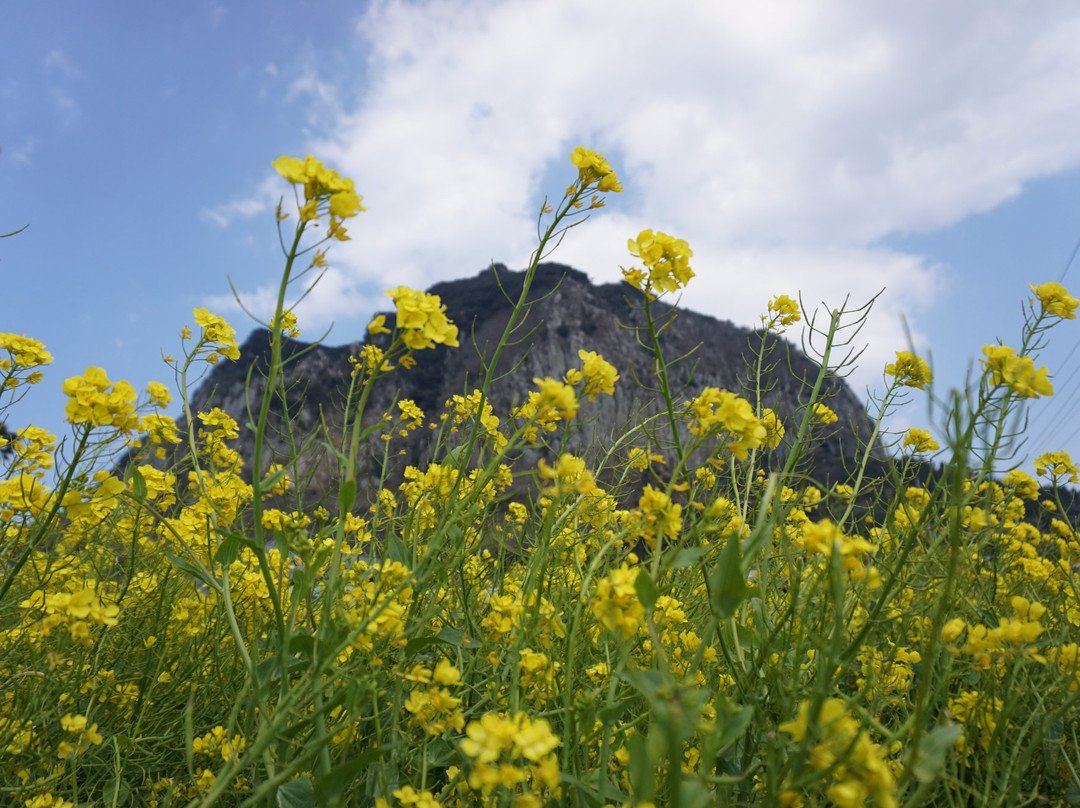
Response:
173,263,878,509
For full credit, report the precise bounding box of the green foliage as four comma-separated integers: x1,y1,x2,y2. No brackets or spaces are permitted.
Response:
1,152,1079,808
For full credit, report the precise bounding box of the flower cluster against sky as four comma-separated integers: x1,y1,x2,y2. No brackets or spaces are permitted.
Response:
3,0,1080,466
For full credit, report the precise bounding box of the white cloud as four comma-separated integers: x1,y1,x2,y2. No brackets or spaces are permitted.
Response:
216,0,1080,397
209,3,227,29
43,49,82,80
201,175,282,228
43,48,83,118
2,139,35,167
204,266,386,338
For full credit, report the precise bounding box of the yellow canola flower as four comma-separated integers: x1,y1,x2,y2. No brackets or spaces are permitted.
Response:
760,408,785,449
766,294,801,329
390,786,442,808
0,333,53,370
385,286,460,350
980,344,1053,398
62,367,140,431
367,314,391,335
192,308,241,363
568,146,623,193
884,350,932,390
576,349,619,401
624,229,695,296
1034,450,1079,484
591,564,645,639
269,309,301,338
145,381,171,408
272,154,365,224
812,403,838,424
531,377,579,422
779,698,896,808
461,711,560,765
685,388,767,460
902,427,939,454
636,484,682,549
537,453,597,497
1030,281,1078,319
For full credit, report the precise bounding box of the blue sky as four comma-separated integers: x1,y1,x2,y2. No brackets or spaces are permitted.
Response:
4,0,1080,476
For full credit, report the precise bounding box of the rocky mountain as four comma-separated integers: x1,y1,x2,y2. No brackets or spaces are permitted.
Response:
167,263,879,510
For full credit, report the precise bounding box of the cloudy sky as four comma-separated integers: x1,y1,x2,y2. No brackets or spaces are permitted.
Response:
4,0,1080,473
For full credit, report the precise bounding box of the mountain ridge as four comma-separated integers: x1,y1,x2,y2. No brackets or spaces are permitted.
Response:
163,262,879,509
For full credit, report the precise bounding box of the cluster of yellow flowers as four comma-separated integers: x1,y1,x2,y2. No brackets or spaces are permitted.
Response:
459,711,561,797
403,657,465,737
812,402,839,424
383,286,460,352
61,367,139,432
568,146,623,193
766,294,802,331
981,344,1054,398
779,698,896,808
18,585,120,646
1030,281,1079,319
192,726,247,763
623,228,695,296
1034,450,1080,484
633,484,684,549
684,387,770,460
902,427,939,454
187,307,241,364
272,154,365,240
884,350,933,390
565,349,619,401
591,564,645,638
0,333,53,387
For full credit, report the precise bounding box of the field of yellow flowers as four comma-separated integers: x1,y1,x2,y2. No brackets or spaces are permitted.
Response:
2,149,1079,808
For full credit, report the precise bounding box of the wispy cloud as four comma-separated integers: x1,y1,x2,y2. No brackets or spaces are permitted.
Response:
2,140,35,167
43,48,83,118
201,175,282,228
209,3,227,29
43,49,82,80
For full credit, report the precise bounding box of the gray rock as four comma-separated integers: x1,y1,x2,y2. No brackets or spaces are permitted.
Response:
160,263,878,509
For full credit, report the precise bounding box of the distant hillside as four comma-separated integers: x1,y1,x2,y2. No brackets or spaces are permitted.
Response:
152,263,882,509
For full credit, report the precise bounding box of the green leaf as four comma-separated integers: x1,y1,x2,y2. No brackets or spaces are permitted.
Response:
323,440,349,467
385,533,411,566
558,771,630,808
713,701,754,752
288,630,315,658
255,654,310,688
626,729,656,803
708,535,749,618
911,724,962,783
667,546,707,569
338,479,357,513
165,551,218,591
437,626,482,648
634,568,659,612
101,776,131,806
261,465,289,494
130,467,147,502
214,534,242,566
620,668,665,701
314,743,400,805
443,444,470,466
277,776,315,808
403,634,446,657
597,696,641,725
